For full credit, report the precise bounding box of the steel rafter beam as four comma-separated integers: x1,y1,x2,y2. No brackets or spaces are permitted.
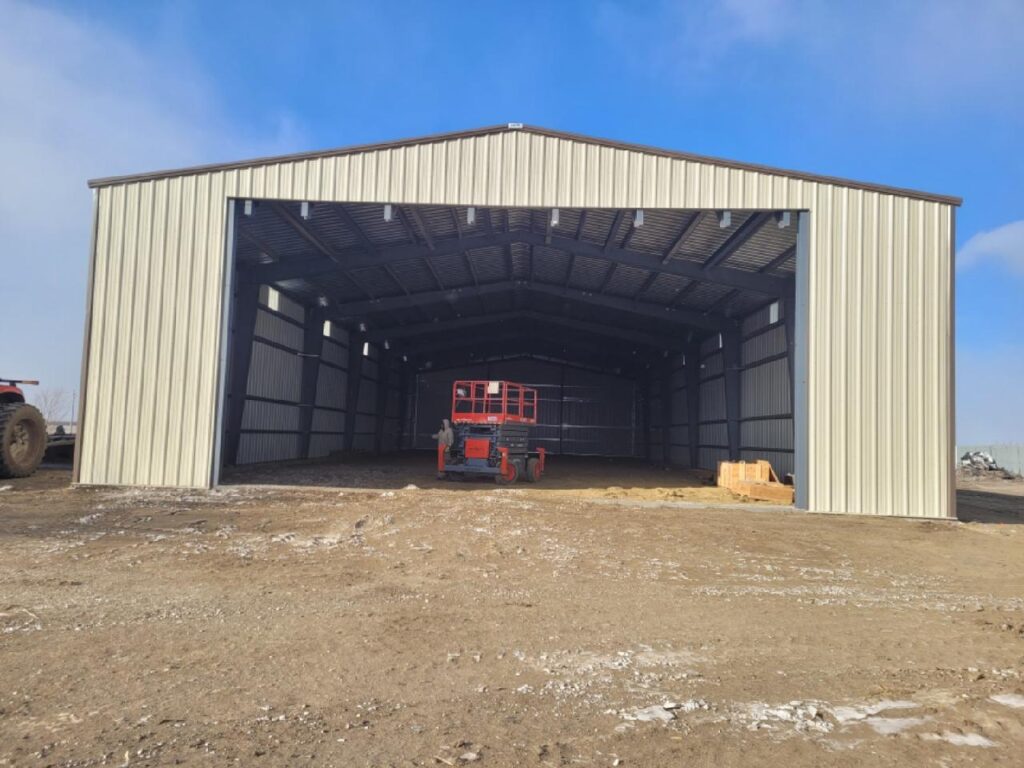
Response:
634,270,661,298
409,327,647,363
702,211,773,271
395,207,418,243
604,210,626,251
268,202,341,265
330,279,730,331
367,309,692,351
518,231,789,295
243,213,790,296
406,206,435,250
410,330,653,369
706,288,740,315
671,280,700,307
268,201,374,299
760,244,796,274
241,230,519,284
420,346,648,377
334,207,376,252
237,227,281,262
662,212,705,264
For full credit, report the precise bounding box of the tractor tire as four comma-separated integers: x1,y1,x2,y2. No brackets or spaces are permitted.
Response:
525,457,542,483
495,459,519,485
0,402,47,478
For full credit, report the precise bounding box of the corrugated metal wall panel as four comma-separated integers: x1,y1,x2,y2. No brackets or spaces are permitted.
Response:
699,379,726,422
241,400,301,432
700,447,730,469
702,351,724,378
247,342,302,402
742,419,794,451
254,308,304,350
742,326,787,366
311,408,345,434
741,360,791,417
321,338,347,366
80,128,953,517
237,433,302,464
700,423,728,448
315,367,347,408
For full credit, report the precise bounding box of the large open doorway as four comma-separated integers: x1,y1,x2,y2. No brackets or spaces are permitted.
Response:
215,201,803,499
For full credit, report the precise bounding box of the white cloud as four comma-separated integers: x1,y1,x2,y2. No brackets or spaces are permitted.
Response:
593,0,1024,114
0,0,304,395
957,220,1024,274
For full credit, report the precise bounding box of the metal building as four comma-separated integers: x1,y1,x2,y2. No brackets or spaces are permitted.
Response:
75,125,959,517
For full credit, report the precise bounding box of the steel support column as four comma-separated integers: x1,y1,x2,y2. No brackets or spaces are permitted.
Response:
374,350,392,455
660,360,672,468
298,307,325,459
793,212,811,510
783,287,796,419
686,343,702,469
723,329,742,460
640,371,652,462
396,362,409,451
222,282,260,466
343,334,365,453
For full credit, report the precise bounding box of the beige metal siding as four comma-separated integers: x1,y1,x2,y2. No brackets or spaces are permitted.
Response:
79,176,230,487
80,129,953,517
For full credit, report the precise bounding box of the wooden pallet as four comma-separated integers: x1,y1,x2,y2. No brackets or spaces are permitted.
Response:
717,460,794,504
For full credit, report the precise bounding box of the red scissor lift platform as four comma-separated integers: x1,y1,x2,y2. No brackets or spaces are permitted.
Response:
439,380,547,484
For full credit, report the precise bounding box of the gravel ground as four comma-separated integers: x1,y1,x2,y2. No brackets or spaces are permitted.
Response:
0,459,1022,767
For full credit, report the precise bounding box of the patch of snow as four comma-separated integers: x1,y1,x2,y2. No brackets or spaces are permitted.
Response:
990,693,1024,709
863,716,930,735
921,731,998,747
830,700,918,723
622,705,675,723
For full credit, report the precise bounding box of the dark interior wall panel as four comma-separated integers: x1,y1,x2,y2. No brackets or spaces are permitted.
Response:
413,359,639,457
230,291,400,465
561,364,636,456
738,300,794,476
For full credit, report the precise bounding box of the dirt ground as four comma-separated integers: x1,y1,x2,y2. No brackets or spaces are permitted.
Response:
1,456,1022,767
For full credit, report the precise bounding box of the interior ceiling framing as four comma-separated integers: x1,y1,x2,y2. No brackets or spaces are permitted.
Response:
234,201,797,367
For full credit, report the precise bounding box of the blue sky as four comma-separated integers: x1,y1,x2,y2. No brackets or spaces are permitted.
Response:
1,0,1021,442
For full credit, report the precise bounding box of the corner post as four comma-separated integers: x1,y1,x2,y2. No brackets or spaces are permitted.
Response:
793,211,811,510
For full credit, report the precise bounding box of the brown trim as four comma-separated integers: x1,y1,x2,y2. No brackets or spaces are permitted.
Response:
947,207,957,519
72,190,101,483
87,124,513,188
88,124,962,206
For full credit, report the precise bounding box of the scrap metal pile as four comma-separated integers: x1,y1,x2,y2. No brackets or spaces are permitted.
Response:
958,451,1019,479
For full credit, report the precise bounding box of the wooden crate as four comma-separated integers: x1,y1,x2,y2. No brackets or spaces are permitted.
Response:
717,460,794,504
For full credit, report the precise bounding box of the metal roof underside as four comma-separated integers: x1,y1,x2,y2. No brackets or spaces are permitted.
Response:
235,201,797,370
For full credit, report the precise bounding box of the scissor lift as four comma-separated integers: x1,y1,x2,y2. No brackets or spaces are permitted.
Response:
438,380,547,484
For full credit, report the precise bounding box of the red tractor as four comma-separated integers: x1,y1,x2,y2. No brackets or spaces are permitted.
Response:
0,379,47,478
438,380,547,484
